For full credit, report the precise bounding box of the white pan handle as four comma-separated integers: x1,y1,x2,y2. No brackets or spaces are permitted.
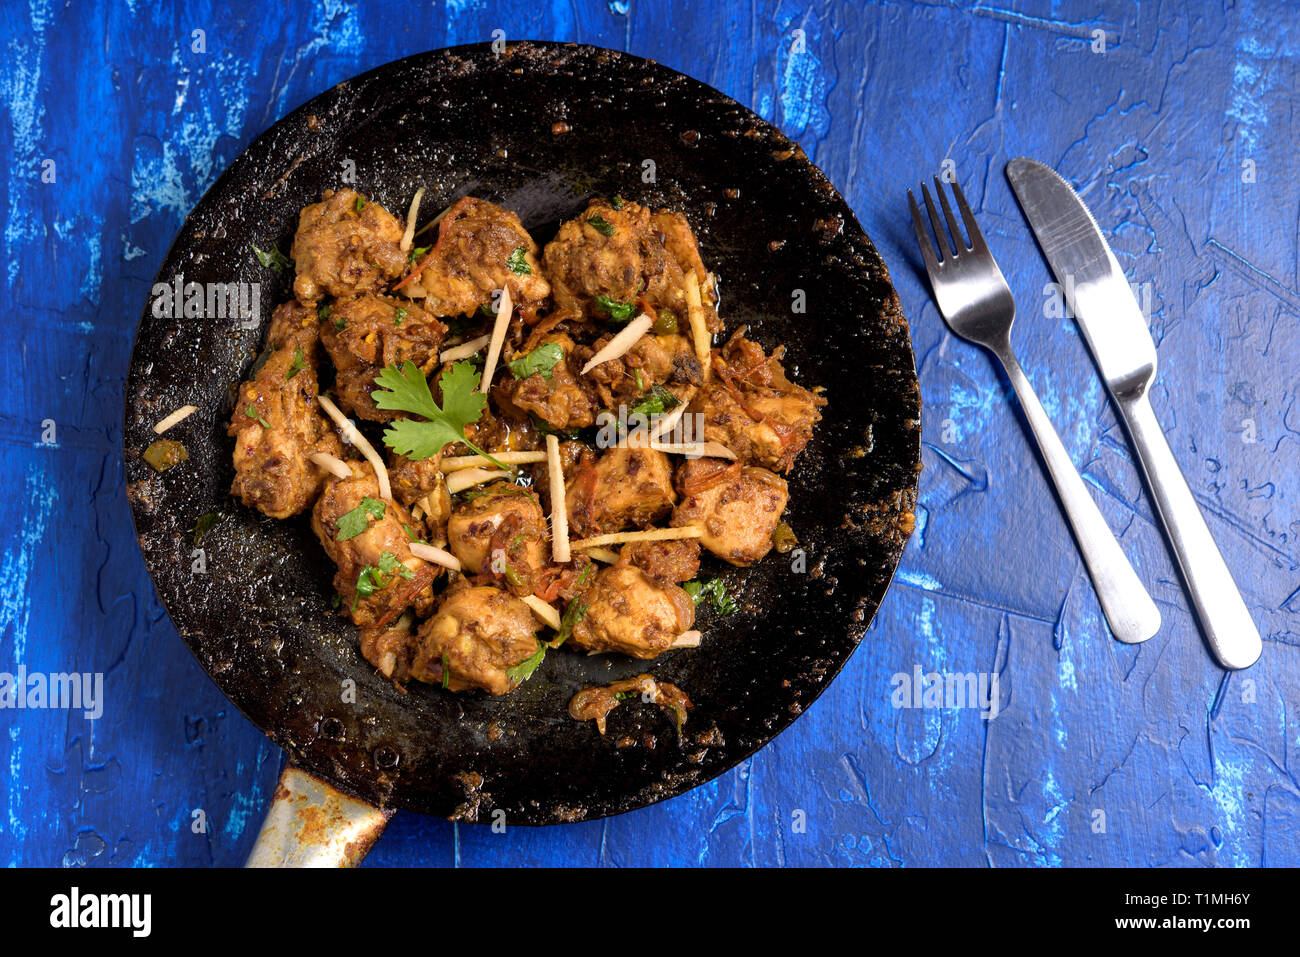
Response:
245,763,393,868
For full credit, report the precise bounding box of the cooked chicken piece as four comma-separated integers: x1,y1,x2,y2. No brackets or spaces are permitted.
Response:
691,330,826,472
290,189,407,302
358,615,419,682
387,451,451,544
496,333,600,431
405,197,550,320
565,446,676,536
622,538,701,582
411,584,543,695
311,463,438,627
542,197,721,331
228,300,342,518
651,208,714,326
583,332,703,406
671,458,788,566
568,565,695,659
319,294,447,422
446,482,549,595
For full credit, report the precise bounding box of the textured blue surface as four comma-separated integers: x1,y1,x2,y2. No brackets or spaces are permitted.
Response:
1,0,1296,867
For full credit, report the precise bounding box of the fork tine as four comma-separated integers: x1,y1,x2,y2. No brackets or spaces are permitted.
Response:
949,179,987,253
933,176,967,251
907,189,940,276
920,183,952,260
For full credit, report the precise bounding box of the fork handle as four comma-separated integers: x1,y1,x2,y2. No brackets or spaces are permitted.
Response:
1117,393,1262,669
996,347,1161,644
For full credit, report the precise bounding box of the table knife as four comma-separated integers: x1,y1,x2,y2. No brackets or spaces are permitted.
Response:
1006,157,1262,670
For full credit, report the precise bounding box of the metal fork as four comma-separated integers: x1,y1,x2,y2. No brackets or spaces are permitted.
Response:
909,177,1160,645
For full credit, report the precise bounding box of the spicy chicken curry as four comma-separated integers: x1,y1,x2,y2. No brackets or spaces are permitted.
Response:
222,187,825,728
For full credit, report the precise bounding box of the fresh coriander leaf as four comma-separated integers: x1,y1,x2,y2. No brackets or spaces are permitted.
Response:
587,213,615,236
190,510,220,545
552,598,588,648
594,294,636,321
394,306,407,326
402,523,427,544
409,245,430,263
628,384,682,419
353,566,379,608
286,347,306,380
371,360,510,469
335,497,386,541
506,247,531,275
353,549,413,608
507,342,564,381
376,549,414,580
251,243,292,273
683,578,736,616
244,403,270,428
610,195,625,210
334,314,347,330
505,640,546,684
354,195,366,212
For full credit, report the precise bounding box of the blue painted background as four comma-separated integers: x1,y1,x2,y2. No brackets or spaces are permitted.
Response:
1,0,1296,867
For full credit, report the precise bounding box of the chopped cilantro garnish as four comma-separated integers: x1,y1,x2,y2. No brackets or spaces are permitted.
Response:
552,597,588,648
610,195,625,210
505,640,546,684
683,578,737,616
190,511,220,545
354,195,366,212
251,243,292,273
371,360,511,470
335,497,386,541
507,342,564,381
409,245,430,263
352,550,413,609
594,294,636,321
628,384,682,419
587,214,615,236
394,306,407,326
506,247,531,275
244,403,270,428
286,347,306,380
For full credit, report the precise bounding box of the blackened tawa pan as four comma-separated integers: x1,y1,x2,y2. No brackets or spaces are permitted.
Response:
124,42,921,829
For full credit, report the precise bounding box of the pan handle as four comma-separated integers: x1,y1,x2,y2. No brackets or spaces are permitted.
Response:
245,763,393,867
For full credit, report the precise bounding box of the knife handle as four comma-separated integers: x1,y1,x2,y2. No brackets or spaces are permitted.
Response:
997,348,1162,644
1120,393,1263,669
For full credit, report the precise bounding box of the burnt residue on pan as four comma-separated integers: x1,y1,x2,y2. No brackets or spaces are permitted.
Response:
123,42,921,823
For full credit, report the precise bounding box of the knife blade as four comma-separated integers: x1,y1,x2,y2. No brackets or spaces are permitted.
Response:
1006,157,1262,670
